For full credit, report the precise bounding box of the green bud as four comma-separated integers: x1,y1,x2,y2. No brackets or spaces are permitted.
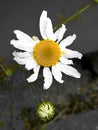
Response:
36,101,55,121
5,69,12,76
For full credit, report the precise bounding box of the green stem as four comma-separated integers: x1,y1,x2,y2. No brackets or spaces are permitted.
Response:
0,64,6,73
53,3,95,31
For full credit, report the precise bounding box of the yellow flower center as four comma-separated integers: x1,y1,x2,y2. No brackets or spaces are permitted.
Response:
33,39,61,67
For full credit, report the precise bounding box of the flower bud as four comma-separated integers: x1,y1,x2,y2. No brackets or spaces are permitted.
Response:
36,101,55,121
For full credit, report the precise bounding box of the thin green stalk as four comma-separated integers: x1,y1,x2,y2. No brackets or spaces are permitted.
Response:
0,64,6,73
0,64,12,76
53,3,95,31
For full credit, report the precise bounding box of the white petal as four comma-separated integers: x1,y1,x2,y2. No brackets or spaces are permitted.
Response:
10,30,37,52
59,34,76,48
12,51,31,58
10,39,33,52
43,67,52,89
13,57,28,65
52,65,64,83
54,24,66,42
27,65,40,82
59,57,73,65
57,62,81,78
45,17,55,40
14,30,37,47
64,49,83,59
25,59,38,70
13,51,36,68
39,10,48,39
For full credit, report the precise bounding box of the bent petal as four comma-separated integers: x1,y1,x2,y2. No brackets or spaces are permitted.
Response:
10,30,37,52
27,65,40,82
55,24,66,43
59,34,76,49
57,62,81,78
43,67,52,89
14,30,33,41
64,49,83,59
52,65,64,83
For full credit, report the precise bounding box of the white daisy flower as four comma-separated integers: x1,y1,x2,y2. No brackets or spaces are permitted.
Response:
10,10,82,89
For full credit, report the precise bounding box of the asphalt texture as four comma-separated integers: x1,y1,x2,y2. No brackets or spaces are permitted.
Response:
0,50,98,130
46,109,98,130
